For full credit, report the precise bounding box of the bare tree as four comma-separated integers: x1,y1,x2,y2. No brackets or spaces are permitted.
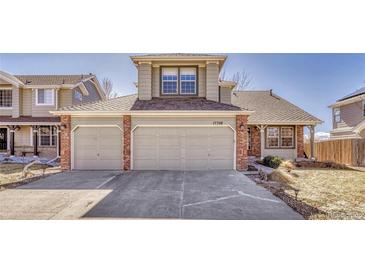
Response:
220,69,253,91
102,78,117,99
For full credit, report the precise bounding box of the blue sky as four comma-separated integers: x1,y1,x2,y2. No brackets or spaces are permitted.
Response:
1,53,365,133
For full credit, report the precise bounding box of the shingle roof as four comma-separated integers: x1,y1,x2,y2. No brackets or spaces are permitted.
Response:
14,74,94,85
232,91,322,124
131,97,243,111
338,87,365,102
59,94,243,112
60,94,138,111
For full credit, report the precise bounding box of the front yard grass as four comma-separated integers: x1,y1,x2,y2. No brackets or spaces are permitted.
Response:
0,163,61,187
262,167,365,220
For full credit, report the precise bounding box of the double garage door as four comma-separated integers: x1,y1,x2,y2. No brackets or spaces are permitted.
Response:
74,127,122,170
133,127,234,170
73,126,234,170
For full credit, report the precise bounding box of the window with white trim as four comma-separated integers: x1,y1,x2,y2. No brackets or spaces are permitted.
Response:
39,126,57,146
267,127,280,148
36,89,54,105
0,89,12,108
334,108,341,123
162,68,178,94
281,127,294,148
180,68,197,95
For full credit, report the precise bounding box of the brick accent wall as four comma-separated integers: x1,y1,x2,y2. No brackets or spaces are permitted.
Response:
248,126,261,157
236,115,248,171
297,125,305,158
60,115,71,171
123,115,131,171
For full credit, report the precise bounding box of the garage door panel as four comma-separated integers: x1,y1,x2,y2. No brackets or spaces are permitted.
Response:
159,159,182,170
133,126,234,170
133,159,158,170
74,127,122,170
134,147,156,159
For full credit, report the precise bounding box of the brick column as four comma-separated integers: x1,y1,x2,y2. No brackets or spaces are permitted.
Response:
123,115,131,171
236,115,248,171
297,125,305,158
251,126,261,158
60,115,71,171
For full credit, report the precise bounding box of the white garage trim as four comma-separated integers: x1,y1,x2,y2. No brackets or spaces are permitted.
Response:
71,124,123,170
131,124,236,170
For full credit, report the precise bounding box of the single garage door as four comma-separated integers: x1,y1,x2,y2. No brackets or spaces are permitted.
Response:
74,127,122,170
133,126,234,170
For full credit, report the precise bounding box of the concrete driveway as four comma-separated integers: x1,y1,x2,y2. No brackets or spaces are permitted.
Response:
0,170,302,220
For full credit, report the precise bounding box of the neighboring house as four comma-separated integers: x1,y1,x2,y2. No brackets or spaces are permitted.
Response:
0,71,105,158
52,54,321,171
329,87,365,139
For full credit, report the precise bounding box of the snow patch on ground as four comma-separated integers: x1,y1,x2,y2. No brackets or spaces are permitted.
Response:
0,154,60,166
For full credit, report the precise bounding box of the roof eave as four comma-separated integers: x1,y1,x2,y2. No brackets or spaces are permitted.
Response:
51,110,254,117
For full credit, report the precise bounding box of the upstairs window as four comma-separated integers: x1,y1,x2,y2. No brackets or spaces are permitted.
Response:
334,108,341,123
161,67,197,95
36,89,54,105
162,68,178,95
0,89,12,108
180,68,197,95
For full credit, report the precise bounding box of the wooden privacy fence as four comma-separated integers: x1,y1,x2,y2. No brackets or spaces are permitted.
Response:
304,139,365,167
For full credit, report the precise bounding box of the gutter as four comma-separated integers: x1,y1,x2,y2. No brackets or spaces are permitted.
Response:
50,110,255,117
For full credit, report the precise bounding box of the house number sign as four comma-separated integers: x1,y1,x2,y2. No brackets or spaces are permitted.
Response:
213,121,223,125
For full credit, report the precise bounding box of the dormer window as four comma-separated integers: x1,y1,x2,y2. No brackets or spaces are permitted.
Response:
36,89,55,105
162,68,178,95
180,68,197,95
161,67,197,95
334,108,341,123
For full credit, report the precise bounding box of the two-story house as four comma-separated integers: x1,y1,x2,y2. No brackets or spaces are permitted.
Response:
329,87,365,139
0,70,105,158
52,54,321,171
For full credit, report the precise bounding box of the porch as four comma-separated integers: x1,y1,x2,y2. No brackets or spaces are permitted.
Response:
0,117,61,159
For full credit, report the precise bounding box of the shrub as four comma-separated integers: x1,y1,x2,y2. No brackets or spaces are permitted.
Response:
281,160,295,173
263,155,282,169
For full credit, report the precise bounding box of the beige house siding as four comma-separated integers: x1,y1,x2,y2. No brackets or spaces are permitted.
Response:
138,63,152,100
333,101,365,129
262,148,297,159
206,63,219,102
15,126,32,146
58,89,73,109
21,89,32,116
220,87,232,105
12,87,20,118
31,89,57,117
198,67,206,97
71,116,123,130
132,116,235,129
152,67,160,97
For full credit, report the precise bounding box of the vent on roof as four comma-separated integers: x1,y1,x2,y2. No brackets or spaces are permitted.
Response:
25,80,32,84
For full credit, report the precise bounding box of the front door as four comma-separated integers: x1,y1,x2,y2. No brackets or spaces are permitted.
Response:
0,128,7,150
